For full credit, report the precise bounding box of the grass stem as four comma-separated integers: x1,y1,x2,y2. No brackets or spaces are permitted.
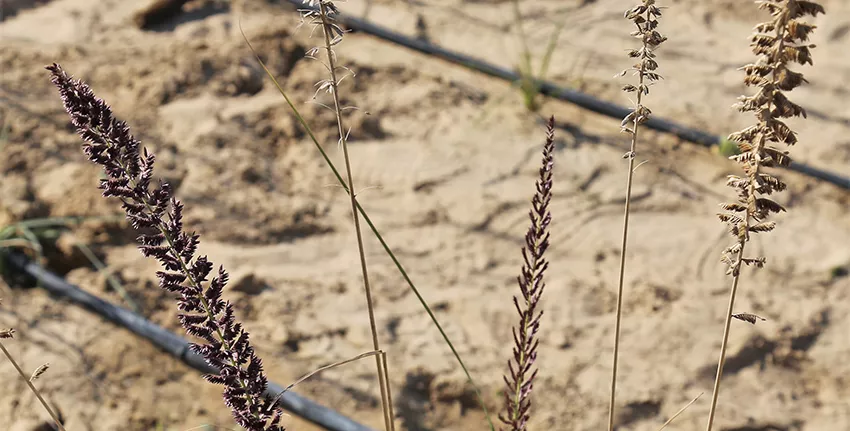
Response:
318,2,395,429
608,3,666,429
0,340,66,431
704,243,746,431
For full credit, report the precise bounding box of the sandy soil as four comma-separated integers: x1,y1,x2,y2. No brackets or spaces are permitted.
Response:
1,0,849,430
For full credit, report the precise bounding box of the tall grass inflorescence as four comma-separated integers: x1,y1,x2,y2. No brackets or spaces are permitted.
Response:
499,117,555,431
46,63,285,431
705,1,825,430
609,2,665,430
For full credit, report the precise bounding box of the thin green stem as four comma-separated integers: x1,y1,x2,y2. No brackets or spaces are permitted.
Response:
510,0,532,77
74,241,142,314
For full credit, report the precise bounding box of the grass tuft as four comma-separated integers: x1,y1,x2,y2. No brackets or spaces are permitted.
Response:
0,215,135,311
509,0,567,113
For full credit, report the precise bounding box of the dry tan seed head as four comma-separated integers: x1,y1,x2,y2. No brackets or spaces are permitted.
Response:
30,363,50,382
732,313,767,325
718,0,824,274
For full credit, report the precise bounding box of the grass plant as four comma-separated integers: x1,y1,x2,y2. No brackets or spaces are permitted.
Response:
509,0,567,113
302,1,395,429
0,215,136,311
0,0,830,429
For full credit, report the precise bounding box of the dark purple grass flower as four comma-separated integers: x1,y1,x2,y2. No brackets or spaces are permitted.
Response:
46,63,284,431
499,116,555,431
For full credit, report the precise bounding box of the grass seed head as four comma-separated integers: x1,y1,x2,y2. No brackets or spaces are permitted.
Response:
618,0,666,135
719,0,824,274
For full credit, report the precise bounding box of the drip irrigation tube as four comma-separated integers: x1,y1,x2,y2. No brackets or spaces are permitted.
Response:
283,0,850,191
3,251,376,431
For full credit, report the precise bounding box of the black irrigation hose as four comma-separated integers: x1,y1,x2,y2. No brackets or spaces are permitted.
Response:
283,0,850,190
3,251,376,431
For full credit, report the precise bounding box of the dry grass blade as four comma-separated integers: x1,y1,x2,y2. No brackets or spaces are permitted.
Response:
273,350,381,402
0,238,40,251
657,392,703,431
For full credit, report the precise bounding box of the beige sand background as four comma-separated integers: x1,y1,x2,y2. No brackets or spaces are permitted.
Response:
1,0,849,430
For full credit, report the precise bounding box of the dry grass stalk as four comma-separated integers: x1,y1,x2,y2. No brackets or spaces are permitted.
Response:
705,1,825,430
0,325,65,430
656,392,703,431
499,116,555,431
609,2,665,430
300,1,395,429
